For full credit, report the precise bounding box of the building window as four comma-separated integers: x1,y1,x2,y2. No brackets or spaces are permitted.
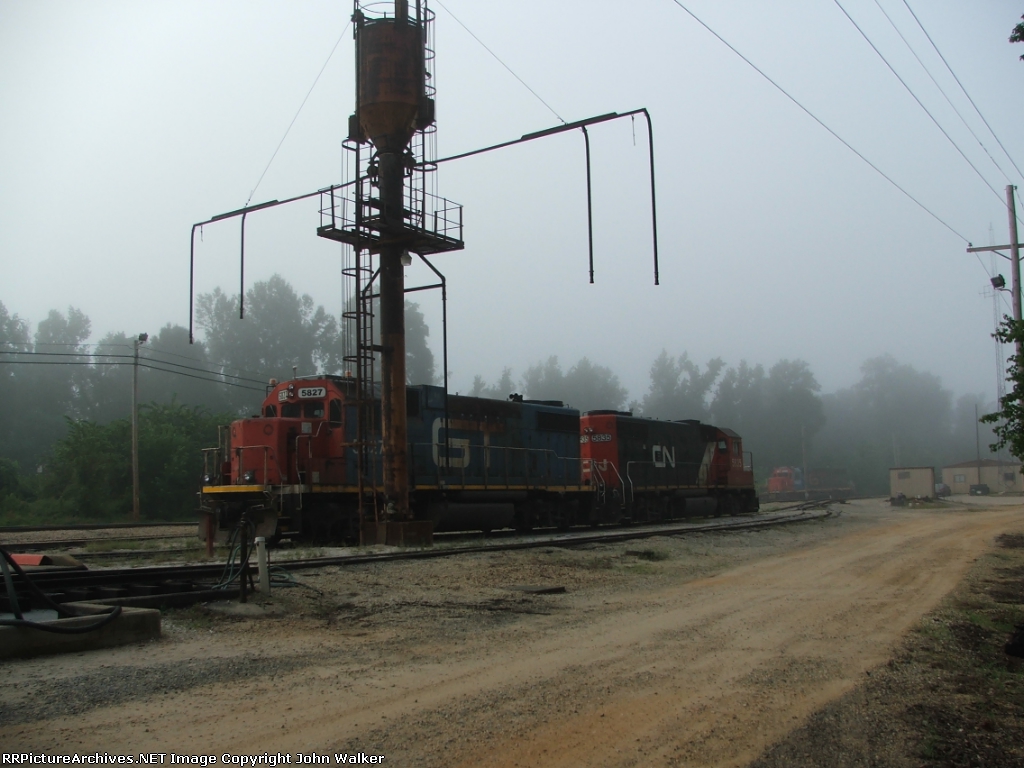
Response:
954,474,966,483
1005,472,1016,484
898,471,910,480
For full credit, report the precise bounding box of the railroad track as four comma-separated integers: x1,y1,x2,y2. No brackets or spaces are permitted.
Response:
5,533,199,552
0,521,196,534
8,507,833,601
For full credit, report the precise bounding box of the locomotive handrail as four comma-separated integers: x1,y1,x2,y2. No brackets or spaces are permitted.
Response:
625,460,708,503
293,421,330,511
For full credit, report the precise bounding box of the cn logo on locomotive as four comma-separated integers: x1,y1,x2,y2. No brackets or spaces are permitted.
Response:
652,444,676,468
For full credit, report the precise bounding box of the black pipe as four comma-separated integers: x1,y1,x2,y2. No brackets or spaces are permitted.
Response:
581,126,594,284
189,224,198,343
416,254,449,469
640,108,660,286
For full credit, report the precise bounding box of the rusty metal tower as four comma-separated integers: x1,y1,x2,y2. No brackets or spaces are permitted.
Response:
317,0,464,526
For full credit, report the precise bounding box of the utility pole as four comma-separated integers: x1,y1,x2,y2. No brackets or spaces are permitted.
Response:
966,187,1023,357
132,332,148,521
1008,185,1022,358
801,424,808,501
975,402,982,467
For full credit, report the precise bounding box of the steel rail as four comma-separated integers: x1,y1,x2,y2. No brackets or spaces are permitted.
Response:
20,508,831,592
6,534,199,551
0,522,196,534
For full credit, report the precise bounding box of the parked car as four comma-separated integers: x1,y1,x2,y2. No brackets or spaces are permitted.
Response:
969,484,991,496
935,483,952,497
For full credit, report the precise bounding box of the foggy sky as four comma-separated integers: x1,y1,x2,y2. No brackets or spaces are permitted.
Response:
2,0,1023,404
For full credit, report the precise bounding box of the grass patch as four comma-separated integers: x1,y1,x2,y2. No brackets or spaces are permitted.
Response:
624,548,670,562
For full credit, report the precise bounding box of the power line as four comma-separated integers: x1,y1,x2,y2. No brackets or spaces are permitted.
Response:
245,19,354,207
870,0,1015,186
665,0,970,243
0,348,268,385
0,359,263,392
831,0,1010,214
0,343,272,382
432,0,565,124
900,0,1024,183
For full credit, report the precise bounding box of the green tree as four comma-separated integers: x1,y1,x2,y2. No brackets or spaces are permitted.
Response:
522,356,628,412
982,318,1024,458
0,302,31,464
711,359,824,473
405,302,436,385
84,331,134,423
9,307,92,471
143,324,231,414
812,355,953,494
42,402,229,520
196,275,342,411
469,367,517,400
640,350,724,420
1011,15,1024,58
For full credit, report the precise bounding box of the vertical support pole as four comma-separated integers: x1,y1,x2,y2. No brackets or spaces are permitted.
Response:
1007,185,1022,358
239,510,249,603
975,403,981,467
801,424,808,501
239,212,247,319
581,126,595,284
189,225,198,344
256,536,270,595
379,152,410,520
640,109,660,286
132,335,145,521
204,514,214,558
418,254,450,471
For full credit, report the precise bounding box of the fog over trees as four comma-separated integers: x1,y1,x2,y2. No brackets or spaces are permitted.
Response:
0,279,1009,520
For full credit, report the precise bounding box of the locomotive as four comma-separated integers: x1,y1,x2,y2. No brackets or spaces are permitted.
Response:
764,466,854,502
198,375,758,544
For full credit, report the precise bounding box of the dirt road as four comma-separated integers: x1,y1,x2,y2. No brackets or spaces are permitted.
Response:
5,503,1022,767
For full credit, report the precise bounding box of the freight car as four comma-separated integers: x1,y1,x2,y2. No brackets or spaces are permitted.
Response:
198,375,758,544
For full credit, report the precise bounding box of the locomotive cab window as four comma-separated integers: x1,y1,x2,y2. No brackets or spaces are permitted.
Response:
732,441,740,455
281,402,300,418
303,401,325,419
329,399,342,425
718,440,728,453
264,405,277,417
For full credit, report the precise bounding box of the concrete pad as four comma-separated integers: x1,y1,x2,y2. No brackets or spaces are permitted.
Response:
0,605,161,659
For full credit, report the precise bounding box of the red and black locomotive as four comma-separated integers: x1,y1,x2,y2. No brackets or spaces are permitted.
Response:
198,376,758,543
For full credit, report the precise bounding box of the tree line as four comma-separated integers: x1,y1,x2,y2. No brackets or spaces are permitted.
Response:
0,276,436,521
470,352,1001,495
0,275,1005,521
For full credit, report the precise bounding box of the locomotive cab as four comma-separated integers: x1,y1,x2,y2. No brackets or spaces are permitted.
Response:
229,376,355,487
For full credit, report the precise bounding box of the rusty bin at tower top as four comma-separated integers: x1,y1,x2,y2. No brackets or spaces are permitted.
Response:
354,10,433,153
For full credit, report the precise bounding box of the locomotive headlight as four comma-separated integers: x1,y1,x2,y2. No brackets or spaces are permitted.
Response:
202,473,212,485
242,470,256,483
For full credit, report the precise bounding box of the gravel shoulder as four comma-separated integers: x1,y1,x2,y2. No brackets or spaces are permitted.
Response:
3,500,1021,767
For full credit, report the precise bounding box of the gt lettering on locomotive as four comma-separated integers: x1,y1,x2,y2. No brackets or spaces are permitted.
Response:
431,418,470,469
